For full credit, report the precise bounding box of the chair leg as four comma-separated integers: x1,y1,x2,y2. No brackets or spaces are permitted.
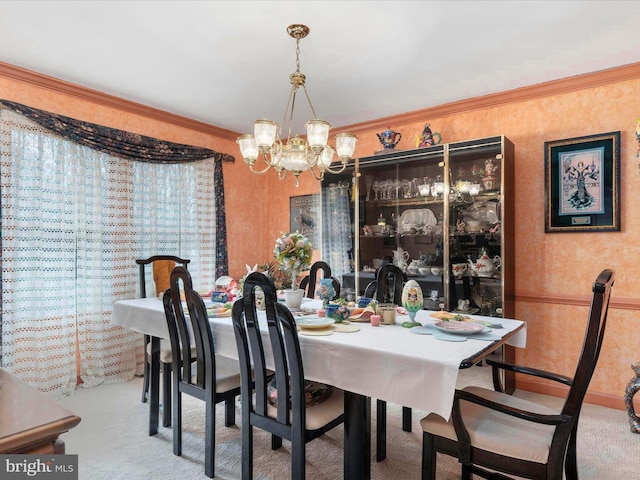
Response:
565,426,579,480
461,464,472,480
141,353,150,403
376,399,387,461
162,362,172,427
421,432,436,480
291,434,305,479
224,396,235,427
204,396,215,478
271,434,283,450
173,389,182,457
242,422,253,480
402,406,412,432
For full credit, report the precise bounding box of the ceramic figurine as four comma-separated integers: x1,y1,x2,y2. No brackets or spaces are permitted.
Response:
376,127,402,149
415,123,442,148
482,158,499,190
402,279,423,321
316,278,336,307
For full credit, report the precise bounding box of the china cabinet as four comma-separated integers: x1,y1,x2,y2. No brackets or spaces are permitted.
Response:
321,135,514,319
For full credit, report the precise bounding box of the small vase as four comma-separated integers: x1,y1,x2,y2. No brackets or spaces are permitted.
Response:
284,289,304,310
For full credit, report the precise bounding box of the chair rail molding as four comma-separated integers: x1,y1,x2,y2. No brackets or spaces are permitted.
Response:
515,293,640,310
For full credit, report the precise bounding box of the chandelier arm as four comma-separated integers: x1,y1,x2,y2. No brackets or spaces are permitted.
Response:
249,162,273,175
309,165,325,181
302,85,319,119
277,169,289,181
320,161,348,175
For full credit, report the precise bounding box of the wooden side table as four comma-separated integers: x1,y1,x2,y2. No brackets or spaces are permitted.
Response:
0,368,81,453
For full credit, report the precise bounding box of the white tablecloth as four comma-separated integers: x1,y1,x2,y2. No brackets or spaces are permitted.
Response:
111,297,526,420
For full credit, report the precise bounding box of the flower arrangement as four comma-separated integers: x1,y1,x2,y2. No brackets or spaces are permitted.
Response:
274,231,313,290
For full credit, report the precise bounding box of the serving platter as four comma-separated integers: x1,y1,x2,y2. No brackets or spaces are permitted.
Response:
295,317,335,330
433,321,484,335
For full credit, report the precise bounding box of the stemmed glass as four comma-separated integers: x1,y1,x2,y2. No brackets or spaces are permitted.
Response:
372,180,382,200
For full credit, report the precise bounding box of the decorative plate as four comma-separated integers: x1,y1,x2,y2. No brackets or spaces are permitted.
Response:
462,201,499,224
434,321,484,335
296,317,335,330
398,208,437,234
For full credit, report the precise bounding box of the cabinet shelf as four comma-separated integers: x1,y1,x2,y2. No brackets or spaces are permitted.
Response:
367,197,444,207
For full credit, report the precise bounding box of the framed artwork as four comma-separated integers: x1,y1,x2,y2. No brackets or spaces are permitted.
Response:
544,131,620,233
290,194,320,247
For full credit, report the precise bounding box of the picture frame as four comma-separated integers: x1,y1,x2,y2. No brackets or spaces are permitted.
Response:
290,194,320,247
544,131,620,233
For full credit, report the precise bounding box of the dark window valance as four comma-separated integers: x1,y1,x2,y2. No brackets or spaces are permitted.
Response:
0,100,235,164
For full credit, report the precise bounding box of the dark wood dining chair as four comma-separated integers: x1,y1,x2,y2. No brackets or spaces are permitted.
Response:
232,272,345,479
137,255,190,428
299,260,341,300
373,262,412,461
420,269,615,480
163,266,241,478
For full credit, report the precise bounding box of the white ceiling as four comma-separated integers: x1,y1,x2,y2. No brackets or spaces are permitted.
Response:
1,1,639,136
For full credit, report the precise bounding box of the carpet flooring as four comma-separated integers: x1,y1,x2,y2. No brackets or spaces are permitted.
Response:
57,364,639,479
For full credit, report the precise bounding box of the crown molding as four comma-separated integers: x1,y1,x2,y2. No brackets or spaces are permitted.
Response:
333,62,640,136
3,60,639,142
0,61,240,141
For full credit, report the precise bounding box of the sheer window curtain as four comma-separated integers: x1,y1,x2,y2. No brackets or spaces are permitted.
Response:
0,106,218,397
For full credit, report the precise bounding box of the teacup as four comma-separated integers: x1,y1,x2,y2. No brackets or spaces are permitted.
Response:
452,263,468,277
211,291,229,303
325,303,350,323
457,299,470,312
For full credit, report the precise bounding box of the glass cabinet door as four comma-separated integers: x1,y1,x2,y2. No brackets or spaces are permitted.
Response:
351,147,445,306
446,137,511,316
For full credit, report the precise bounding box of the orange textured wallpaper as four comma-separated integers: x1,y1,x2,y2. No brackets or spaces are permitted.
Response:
3,66,639,409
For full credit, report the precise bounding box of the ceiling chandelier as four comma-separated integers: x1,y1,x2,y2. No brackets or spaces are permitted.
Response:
236,24,358,186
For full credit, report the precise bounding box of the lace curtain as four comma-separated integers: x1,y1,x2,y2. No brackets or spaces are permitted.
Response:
321,182,352,282
0,103,226,396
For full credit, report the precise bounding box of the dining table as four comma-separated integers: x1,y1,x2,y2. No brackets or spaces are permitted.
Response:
111,296,526,480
